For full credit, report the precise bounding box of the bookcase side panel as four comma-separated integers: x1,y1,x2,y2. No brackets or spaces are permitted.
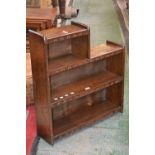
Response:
106,49,125,110
29,32,54,143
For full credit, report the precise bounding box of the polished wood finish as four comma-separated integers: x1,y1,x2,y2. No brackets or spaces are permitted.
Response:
29,22,125,144
27,8,57,21
29,31,54,143
26,8,57,31
39,21,90,44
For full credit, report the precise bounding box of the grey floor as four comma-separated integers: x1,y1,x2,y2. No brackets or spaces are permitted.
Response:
37,0,129,154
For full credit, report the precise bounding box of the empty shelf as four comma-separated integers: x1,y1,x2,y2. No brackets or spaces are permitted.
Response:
48,55,89,75
53,100,121,138
51,71,123,107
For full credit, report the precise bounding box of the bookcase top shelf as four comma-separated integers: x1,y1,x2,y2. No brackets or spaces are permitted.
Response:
37,21,90,44
48,41,124,76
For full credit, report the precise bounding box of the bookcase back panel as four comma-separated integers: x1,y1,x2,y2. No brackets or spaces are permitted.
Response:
48,40,72,59
53,89,106,120
72,35,90,58
51,59,106,89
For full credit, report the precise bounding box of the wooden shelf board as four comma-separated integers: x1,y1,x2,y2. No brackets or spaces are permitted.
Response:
39,24,87,41
51,71,123,107
53,100,121,138
90,43,123,59
48,55,89,75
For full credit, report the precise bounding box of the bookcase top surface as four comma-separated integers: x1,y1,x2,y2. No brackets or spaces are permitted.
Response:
39,23,88,42
90,41,124,59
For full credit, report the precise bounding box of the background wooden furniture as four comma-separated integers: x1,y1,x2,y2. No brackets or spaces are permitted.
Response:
29,22,125,144
26,8,57,31
26,0,52,8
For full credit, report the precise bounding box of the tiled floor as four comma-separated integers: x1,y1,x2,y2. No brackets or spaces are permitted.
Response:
36,0,129,154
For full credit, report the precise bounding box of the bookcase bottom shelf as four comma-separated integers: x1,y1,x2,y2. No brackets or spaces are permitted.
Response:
53,100,122,138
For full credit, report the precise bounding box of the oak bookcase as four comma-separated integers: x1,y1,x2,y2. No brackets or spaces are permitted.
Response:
29,21,125,144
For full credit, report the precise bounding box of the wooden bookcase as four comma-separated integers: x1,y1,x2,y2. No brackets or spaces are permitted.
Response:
29,21,125,144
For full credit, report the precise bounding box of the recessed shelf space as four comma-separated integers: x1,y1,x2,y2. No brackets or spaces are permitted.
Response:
48,55,89,75
53,100,122,137
51,71,123,107
52,83,123,138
